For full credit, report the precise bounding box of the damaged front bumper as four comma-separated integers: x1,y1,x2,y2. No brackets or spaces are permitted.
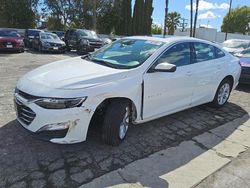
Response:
14,93,94,144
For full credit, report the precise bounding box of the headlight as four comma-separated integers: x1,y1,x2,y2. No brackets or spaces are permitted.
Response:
35,97,87,109
80,39,89,45
103,38,112,45
17,39,24,44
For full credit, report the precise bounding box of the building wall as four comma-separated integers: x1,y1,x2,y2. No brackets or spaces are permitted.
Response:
175,28,250,43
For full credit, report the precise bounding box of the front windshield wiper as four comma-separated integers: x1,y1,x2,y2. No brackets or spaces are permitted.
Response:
90,58,120,69
81,54,92,60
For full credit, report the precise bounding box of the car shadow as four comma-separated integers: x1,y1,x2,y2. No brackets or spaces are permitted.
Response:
0,102,249,187
25,48,79,57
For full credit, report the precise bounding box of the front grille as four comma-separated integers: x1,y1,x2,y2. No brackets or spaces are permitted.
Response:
242,67,250,74
49,43,62,47
89,42,103,48
15,97,36,126
1,41,16,47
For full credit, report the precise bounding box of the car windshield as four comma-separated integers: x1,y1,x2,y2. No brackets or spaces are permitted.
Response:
41,33,59,40
77,30,98,38
87,39,164,69
0,30,20,37
223,40,249,49
240,48,250,57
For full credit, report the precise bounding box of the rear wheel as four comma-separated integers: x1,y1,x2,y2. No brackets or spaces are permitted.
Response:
38,44,42,52
102,100,130,146
211,79,232,108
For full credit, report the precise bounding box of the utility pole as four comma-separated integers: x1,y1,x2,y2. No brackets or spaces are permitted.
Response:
180,18,188,32
225,0,233,40
193,0,199,37
190,0,193,37
163,0,169,37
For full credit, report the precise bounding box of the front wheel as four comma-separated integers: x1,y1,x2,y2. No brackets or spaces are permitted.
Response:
102,100,131,146
211,79,232,108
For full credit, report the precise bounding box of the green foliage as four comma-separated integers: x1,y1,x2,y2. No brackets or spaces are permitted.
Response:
144,0,154,35
221,6,250,35
0,0,37,28
151,23,162,34
46,16,64,30
132,0,144,35
166,11,181,35
132,0,153,35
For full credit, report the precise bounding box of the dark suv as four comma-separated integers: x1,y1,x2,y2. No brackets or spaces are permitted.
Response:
24,29,43,48
64,29,104,54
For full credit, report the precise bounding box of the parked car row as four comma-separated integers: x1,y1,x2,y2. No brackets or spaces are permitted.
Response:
0,28,112,54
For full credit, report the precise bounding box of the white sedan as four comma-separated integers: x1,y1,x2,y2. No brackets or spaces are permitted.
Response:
14,36,241,145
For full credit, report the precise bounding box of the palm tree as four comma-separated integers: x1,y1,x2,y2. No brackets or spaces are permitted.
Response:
193,0,199,37
163,0,169,36
166,12,181,35
190,0,193,37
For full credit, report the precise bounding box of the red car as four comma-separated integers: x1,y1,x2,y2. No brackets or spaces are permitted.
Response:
0,29,24,52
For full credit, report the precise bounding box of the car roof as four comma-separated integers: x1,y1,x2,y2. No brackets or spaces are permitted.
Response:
224,39,250,42
124,36,214,45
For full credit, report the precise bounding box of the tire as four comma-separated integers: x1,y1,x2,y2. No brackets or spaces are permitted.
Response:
38,44,42,52
211,79,232,108
102,100,130,146
76,46,82,55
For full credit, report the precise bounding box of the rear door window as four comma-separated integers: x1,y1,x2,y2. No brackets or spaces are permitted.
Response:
193,42,215,63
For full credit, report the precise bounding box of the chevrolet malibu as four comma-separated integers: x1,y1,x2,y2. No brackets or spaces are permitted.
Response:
14,36,241,145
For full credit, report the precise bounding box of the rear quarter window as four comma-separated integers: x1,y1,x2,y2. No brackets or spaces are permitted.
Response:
194,42,215,63
214,47,225,59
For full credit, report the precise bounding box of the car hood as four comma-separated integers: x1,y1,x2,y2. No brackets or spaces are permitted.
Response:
17,57,129,95
0,36,22,42
42,39,65,44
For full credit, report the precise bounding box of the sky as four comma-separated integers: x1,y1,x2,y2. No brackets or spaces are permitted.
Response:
151,0,250,31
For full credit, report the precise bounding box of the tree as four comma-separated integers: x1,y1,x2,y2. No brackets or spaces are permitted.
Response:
92,0,97,31
0,0,38,28
46,16,64,30
163,0,169,36
190,0,193,37
132,0,144,35
193,0,199,37
144,0,153,35
221,6,250,35
43,0,76,29
151,23,162,34
166,12,181,35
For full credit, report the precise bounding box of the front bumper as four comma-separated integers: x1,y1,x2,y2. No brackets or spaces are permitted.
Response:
239,67,250,84
14,93,94,144
41,45,66,52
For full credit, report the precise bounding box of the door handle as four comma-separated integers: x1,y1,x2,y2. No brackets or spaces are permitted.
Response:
186,71,192,76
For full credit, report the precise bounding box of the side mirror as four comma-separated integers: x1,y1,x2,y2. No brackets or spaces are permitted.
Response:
150,62,177,73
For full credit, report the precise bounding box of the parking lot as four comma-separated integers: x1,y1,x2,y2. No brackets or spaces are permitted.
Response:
0,51,250,188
